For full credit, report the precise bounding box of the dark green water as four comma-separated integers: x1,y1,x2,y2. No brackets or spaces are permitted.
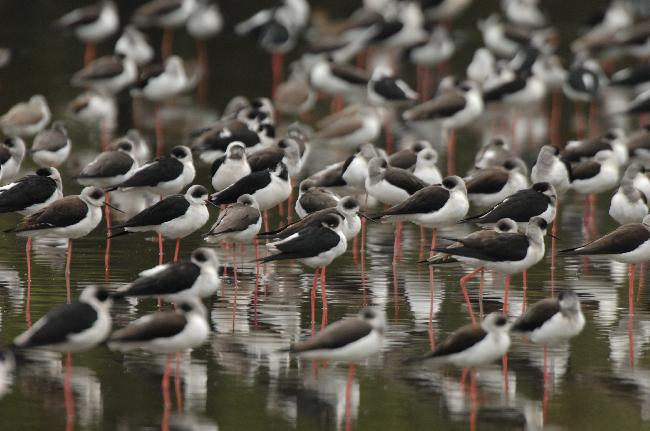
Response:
1,1,648,430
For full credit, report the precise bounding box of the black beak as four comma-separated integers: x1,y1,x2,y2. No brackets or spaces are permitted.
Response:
105,202,125,214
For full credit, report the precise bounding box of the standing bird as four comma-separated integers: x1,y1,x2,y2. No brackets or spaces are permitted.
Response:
204,194,262,281
210,142,251,192
461,182,557,228
531,145,570,195
76,140,138,188
260,213,347,313
12,286,112,352
132,0,198,60
609,174,649,225
113,248,220,302
111,185,210,263
412,312,510,368
56,0,119,65
295,179,340,219
30,121,72,168
0,167,63,281
108,146,195,197
0,95,51,137
114,25,154,66
403,81,484,174
413,148,442,185
107,297,209,353
465,158,529,208
9,187,110,276
286,307,385,360
0,136,26,183
512,291,585,345
433,217,550,318
71,55,137,94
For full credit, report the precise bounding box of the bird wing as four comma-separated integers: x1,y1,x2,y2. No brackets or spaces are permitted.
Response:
466,169,509,194
117,157,182,188
120,262,200,297
116,195,189,228
404,90,466,121
261,225,342,261
210,170,272,205
79,151,134,178
247,148,283,172
560,223,650,255
14,303,98,348
15,196,87,232
463,188,548,223
109,313,187,342
207,204,260,236
570,159,601,181
512,298,560,332
385,168,428,195
427,324,487,358
434,232,530,262
291,319,373,353
0,176,56,213
382,186,450,216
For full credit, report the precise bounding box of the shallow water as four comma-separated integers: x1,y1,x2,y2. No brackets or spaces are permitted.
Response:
1,1,650,431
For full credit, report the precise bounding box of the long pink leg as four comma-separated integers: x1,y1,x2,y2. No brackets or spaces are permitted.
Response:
503,274,511,314
311,268,320,335
65,240,72,277
271,52,284,98
344,363,357,431
321,266,328,327
26,236,32,282
158,233,164,265
64,353,75,431
104,193,112,274
522,270,528,311
174,353,183,413
155,104,164,158
459,267,481,324
173,239,181,263
543,346,549,423
83,41,96,66
469,369,478,431
161,28,173,60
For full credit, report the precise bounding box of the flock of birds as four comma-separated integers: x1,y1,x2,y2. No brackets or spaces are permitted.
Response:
4,0,650,428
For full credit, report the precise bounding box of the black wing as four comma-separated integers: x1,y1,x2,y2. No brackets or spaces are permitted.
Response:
512,298,560,332
427,324,487,358
466,170,509,194
248,149,283,172
110,313,187,342
15,196,87,232
210,170,272,205
291,319,373,352
381,186,450,216
117,157,182,188
483,76,527,103
119,262,201,297
385,169,428,195
570,160,601,181
560,223,650,255
79,151,134,178
116,195,189,228
0,176,57,213
463,188,549,223
261,225,342,261
18,303,98,348
210,155,226,177
372,77,410,100
434,232,530,262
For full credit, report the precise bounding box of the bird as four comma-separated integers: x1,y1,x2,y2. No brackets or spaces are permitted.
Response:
0,136,26,183
473,137,511,170
67,90,117,130
113,247,220,302
30,121,71,168
307,143,378,194
209,162,292,214
367,66,418,106
295,179,340,219
365,157,428,206
0,167,63,216
609,173,648,225
376,176,469,246
531,145,571,195
387,140,431,170
76,140,138,188
107,297,209,353
285,307,385,361
9,186,110,275
412,312,510,368
0,95,51,137
107,146,195,197
110,185,210,263
12,286,112,352
403,81,483,174
131,55,188,102
114,25,154,66
559,215,650,264
132,0,198,60
312,106,382,149
461,182,557,227
210,142,252,192
260,213,347,311
204,194,262,281
512,291,585,345
569,149,619,195
465,158,529,208
71,55,137,94
0,167,64,281
56,0,119,65
433,217,550,317
413,148,442,185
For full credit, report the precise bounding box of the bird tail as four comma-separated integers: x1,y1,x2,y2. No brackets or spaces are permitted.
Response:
557,246,582,256
108,228,130,239
419,253,459,265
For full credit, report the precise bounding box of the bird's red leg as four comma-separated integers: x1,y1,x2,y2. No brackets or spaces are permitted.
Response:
158,233,164,265
470,368,478,431
503,274,511,314
64,353,75,431
154,104,164,158
344,363,357,431
543,345,549,423
271,52,284,99
83,41,96,66
173,239,181,263
161,354,172,430
174,353,183,413
321,266,328,327
26,236,32,282
459,267,480,324
311,268,320,335
522,270,528,311
630,264,636,318
161,28,173,60
65,240,73,278
104,193,112,275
